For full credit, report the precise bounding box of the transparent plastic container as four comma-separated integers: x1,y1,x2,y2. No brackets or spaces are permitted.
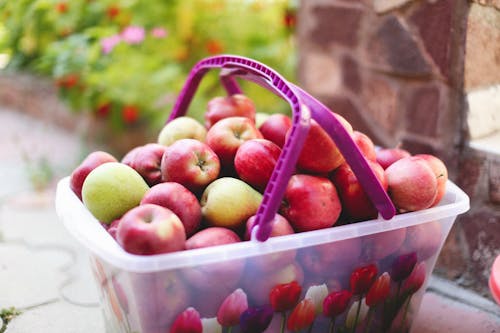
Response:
55,55,470,333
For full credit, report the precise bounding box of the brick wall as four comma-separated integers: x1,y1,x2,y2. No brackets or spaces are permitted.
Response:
297,0,499,298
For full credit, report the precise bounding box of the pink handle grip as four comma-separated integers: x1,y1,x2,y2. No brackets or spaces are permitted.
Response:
168,55,395,242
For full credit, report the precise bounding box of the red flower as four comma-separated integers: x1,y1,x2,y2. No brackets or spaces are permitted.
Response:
170,307,202,333
56,73,79,89
55,2,68,13
350,264,378,295
283,8,297,29
365,272,390,307
402,262,427,295
206,39,224,55
287,299,315,332
322,290,352,318
269,281,302,313
96,102,112,118
122,105,139,124
106,5,120,19
217,288,248,327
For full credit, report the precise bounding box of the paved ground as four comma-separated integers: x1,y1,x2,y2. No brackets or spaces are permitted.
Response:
0,107,499,332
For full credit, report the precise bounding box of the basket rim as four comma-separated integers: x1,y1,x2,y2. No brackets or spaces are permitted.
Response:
55,176,470,273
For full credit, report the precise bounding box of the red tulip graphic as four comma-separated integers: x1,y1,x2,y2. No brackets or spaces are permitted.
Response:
350,264,378,295
287,299,316,332
323,289,352,333
366,272,391,307
269,280,302,312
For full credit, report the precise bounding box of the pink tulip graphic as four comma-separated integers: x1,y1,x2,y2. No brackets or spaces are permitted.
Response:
217,288,248,331
169,307,202,333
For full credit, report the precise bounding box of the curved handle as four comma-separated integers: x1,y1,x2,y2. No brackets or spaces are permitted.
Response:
168,55,395,242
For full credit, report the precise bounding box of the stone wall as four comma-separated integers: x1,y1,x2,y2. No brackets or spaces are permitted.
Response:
297,0,499,298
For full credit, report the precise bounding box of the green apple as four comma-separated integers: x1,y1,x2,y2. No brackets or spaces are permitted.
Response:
82,162,149,224
158,116,207,146
200,177,262,230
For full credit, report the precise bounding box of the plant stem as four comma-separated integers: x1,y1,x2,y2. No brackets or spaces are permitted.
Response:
328,317,336,333
280,312,287,333
364,307,374,333
307,320,315,333
352,299,362,333
400,295,412,332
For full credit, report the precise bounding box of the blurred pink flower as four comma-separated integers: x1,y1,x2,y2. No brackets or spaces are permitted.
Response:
151,27,168,38
121,25,145,44
101,34,121,54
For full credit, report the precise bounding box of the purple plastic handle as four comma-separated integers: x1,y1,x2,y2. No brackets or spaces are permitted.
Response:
168,55,395,242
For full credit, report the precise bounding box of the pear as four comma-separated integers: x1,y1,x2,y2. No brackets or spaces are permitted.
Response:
200,177,263,230
82,162,149,224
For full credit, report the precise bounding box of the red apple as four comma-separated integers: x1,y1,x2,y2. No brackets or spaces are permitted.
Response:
385,156,438,212
116,204,186,255
295,118,351,173
107,218,121,239
280,174,342,232
299,238,361,277
182,228,245,314
234,138,281,191
362,228,407,262
244,214,296,272
141,182,202,237
400,221,443,260
185,227,241,250
376,147,411,170
70,151,117,200
352,131,376,161
161,138,220,193
258,113,292,148
132,271,191,333
205,116,263,167
121,143,166,186
330,160,387,222
414,154,448,207
205,94,256,128
244,214,294,241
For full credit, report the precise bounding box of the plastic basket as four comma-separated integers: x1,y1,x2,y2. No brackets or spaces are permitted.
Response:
55,55,470,333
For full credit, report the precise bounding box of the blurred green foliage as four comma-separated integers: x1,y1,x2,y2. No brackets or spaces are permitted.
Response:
0,0,297,133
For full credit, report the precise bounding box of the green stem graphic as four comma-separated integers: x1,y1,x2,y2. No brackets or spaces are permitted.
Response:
227,326,233,333
307,320,315,333
328,316,336,333
400,295,412,332
364,307,374,333
280,312,287,333
351,299,362,333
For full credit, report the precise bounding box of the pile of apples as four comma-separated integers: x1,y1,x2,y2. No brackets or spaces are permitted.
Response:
69,94,448,256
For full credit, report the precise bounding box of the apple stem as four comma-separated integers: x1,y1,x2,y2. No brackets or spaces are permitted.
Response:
328,316,336,333
280,312,287,333
351,298,362,333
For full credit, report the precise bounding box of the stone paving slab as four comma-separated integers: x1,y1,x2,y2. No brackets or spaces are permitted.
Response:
5,300,105,333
